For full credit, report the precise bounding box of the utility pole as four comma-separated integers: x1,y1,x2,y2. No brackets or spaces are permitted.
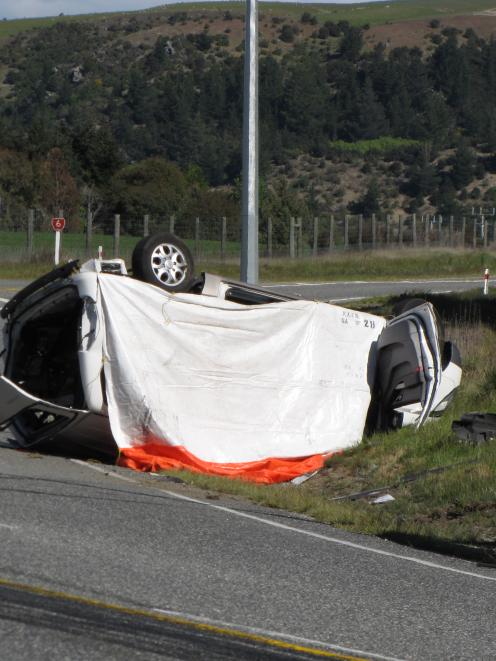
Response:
240,0,259,283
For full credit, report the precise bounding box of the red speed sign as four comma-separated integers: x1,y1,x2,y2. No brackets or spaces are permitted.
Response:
51,217,65,231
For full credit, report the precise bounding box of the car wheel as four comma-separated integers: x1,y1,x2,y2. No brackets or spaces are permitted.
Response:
132,232,195,293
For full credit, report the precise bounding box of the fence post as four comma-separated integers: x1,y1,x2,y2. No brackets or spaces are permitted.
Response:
484,217,488,249
385,215,390,247
313,217,319,257
113,214,120,258
297,218,303,258
27,209,34,258
371,214,376,249
289,217,296,258
195,217,200,257
86,208,93,256
143,214,149,237
449,215,454,248
412,213,417,248
461,216,466,247
169,215,175,235
220,216,227,261
358,214,363,251
424,215,429,248
399,215,404,248
329,214,335,252
267,216,273,258
473,217,477,249
344,215,349,250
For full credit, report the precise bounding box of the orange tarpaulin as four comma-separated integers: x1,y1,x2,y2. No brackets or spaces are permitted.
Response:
118,441,326,484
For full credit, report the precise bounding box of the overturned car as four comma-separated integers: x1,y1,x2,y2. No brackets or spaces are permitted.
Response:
0,233,462,483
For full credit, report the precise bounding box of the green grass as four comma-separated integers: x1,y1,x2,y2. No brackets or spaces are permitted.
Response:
201,249,496,284
2,0,495,43
159,292,496,561
0,13,116,42
329,137,420,155
157,0,496,26
0,242,495,283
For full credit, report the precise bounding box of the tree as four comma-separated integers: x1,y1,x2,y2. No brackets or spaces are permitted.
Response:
406,151,439,198
280,24,295,43
349,79,389,140
340,27,363,62
451,141,475,189
108,157,189,226
39,148,80,223
260,177,310,246
72,122,122,187
350,178,381,215
431,178,461,215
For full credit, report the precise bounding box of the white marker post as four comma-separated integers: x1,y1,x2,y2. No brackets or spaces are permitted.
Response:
483,268,490,295
51,217,65,265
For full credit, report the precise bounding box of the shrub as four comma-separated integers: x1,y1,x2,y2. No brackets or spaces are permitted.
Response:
280,24,295,43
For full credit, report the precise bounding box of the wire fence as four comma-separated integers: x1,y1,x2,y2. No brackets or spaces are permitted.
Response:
0,210,495,263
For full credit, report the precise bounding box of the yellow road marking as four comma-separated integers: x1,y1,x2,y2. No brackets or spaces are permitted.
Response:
0,576,369,660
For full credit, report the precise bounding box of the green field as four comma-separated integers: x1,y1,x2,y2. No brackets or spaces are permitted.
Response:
2,0,496,42
0,229,495,282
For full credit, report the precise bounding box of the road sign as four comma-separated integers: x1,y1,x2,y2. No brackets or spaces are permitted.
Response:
51,217,65,231
51,217,65,265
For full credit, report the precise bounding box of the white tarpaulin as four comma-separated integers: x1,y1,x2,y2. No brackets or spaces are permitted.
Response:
97,274,385,483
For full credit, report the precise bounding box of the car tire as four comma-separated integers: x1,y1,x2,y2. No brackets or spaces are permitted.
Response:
131,232,195,293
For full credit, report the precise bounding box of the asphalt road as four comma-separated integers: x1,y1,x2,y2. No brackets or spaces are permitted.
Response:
266,277,486,302
0,276,488,305
0,445,495,661
0,277,495,660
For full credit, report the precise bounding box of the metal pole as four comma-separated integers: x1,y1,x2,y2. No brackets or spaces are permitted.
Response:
329,214,335,252
290,217,295,258
372,213,376,249
56,208,64,264
267,216,272,258
412,213,417,248
344,215,349,250
195,217,200,258
313,217,318,257
358,214,363,251
221,216,227,261
298,218,303,258
144,214,149,237
27,209,34,258
169,214,175,235
240,0,259,283
86,208,93,256
113,214,120,258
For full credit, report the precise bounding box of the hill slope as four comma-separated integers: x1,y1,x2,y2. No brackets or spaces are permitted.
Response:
0,0,496,231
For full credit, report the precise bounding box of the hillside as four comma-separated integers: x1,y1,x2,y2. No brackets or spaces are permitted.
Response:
1,0,496,235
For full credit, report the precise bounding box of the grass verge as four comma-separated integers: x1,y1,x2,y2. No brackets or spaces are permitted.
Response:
0,248,493,282
160,291,496,563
